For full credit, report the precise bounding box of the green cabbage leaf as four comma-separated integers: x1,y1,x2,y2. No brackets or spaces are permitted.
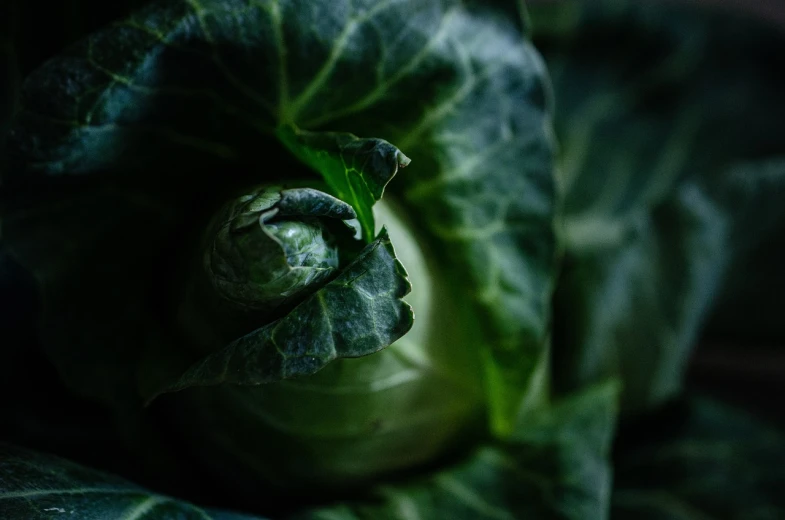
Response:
529,0,785,411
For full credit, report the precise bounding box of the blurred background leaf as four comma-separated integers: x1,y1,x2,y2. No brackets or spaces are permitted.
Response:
529,0,785,414
613,396,785,519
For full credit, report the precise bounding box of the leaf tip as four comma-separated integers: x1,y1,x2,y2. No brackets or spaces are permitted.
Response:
396,150,411,169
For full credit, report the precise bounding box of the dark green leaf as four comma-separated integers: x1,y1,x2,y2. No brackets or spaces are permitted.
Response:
530,0,785,410
704,158,785,344
383,4,557,433
143,228,413,401
613,397,785,520
554,182,727,411
0,442,266,520
8,0,151,80
299,382,619,520
3,0,556,433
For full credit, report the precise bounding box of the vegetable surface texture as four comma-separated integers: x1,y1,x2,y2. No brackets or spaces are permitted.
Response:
1,0,785,519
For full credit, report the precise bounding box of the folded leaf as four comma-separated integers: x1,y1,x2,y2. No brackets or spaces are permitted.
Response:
144,228,413,402
279,126,410,242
